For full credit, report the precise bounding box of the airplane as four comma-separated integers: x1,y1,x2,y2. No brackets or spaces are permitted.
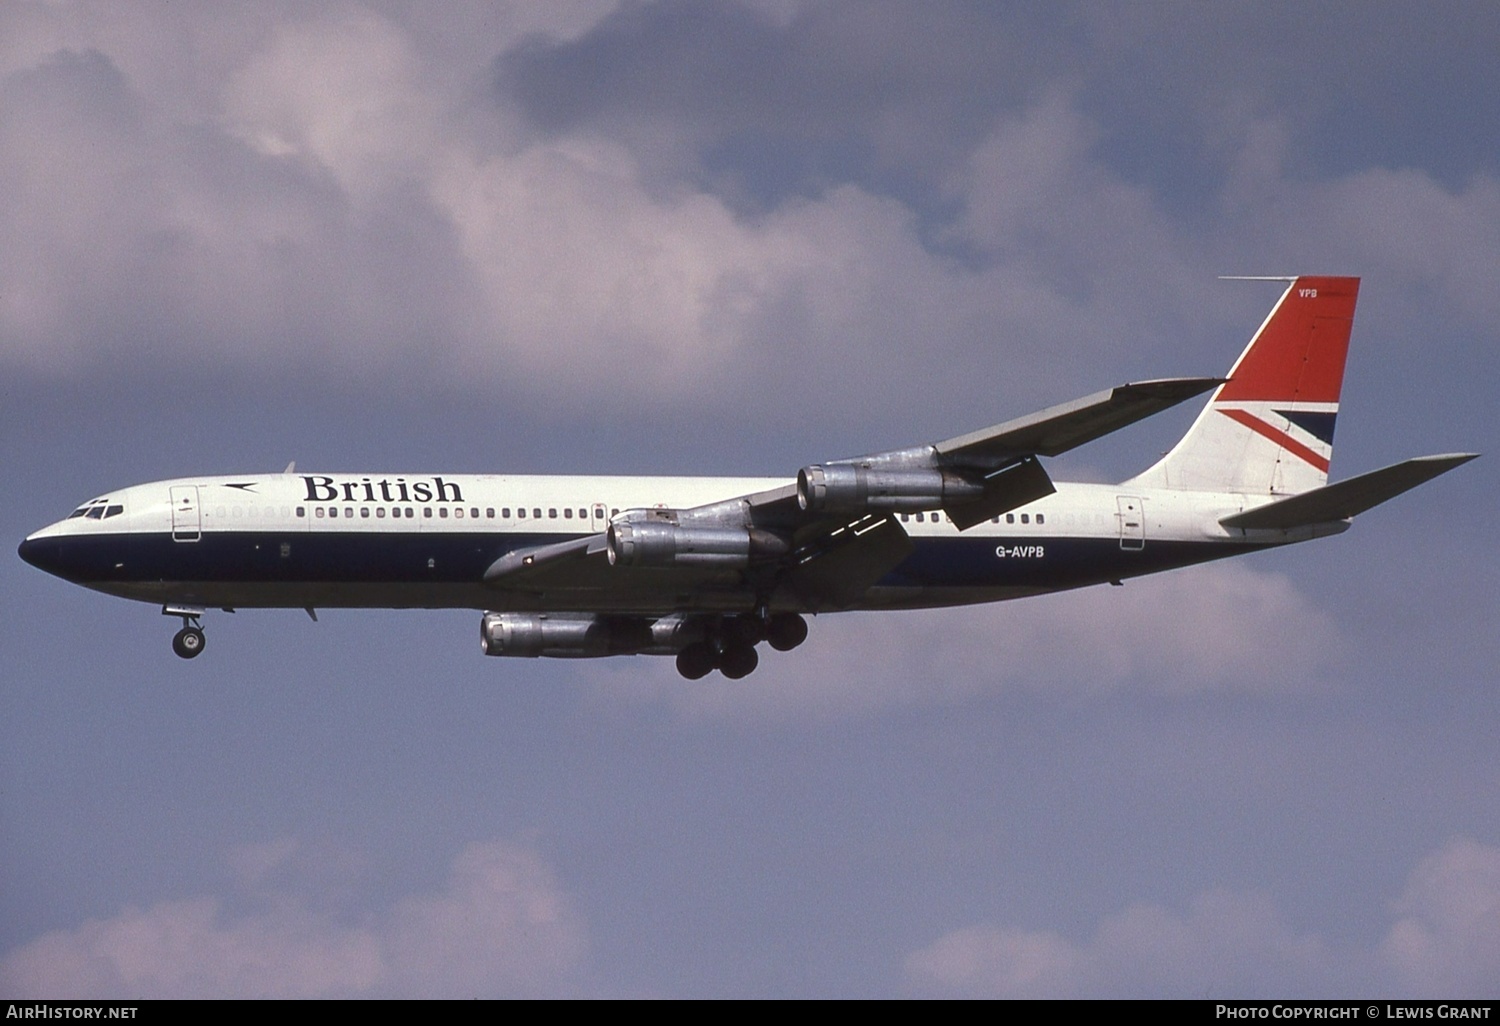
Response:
18,276,1476,679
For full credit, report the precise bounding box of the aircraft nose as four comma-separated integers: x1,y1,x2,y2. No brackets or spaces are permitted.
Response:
18,533,60,574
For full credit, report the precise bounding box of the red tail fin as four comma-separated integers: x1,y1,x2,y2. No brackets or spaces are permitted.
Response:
1128,276,1359,496
1217,277,1358,404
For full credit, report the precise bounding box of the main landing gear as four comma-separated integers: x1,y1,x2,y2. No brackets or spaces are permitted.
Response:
164,605,206,659
675,640,757,680
674,613,807,680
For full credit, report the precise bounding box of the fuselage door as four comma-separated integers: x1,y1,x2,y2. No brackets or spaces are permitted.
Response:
591,503,609,533
1116,495,1145,551
170,485,202,542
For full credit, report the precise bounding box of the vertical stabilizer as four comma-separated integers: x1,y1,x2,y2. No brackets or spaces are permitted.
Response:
1128,276,1359,496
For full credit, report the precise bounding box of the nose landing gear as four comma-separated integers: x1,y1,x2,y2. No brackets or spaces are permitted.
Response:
164,605,206,659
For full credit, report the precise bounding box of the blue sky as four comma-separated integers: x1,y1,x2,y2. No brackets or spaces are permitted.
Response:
2,0,1497,997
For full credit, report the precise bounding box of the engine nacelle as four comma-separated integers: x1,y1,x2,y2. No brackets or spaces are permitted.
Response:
796,464,983,514
606,522,788,568
480,612,650,658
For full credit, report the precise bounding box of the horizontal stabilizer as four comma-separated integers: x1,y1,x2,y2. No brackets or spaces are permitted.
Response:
936,377,1224,465
1220,453,1478,530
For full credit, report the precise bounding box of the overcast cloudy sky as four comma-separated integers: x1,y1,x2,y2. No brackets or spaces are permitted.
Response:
2,0,1497,998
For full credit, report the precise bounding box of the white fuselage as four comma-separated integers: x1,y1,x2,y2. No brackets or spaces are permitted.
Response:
20,472,1336,614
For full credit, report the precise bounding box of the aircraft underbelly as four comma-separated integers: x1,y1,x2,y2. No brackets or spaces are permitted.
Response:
64,530,1257,613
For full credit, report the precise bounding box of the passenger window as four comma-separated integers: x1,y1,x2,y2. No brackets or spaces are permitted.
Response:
563,508,573,519
549,508,557,519
518,508,526,518
316,508,325,518
578,509,587,519
472,508,481,519
533,508,541,519
376,508,386,518
296,507,305,518
486,508,495,518
502,508,511,519
361,507,370,518
1036,514,1045,525
329,507,338,518
1021,514,1029,524
440,508,449,518
1006,514,1015,524
423,507,432,518
455,508,465,519
344,507,353,518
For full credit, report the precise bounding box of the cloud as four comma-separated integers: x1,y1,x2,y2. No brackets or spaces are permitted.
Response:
593,560,1347,723
0,837,588,999
3,1,1497,435
906,892,1329,998
384,840,589,998
907,837,1500,997
1380,838,1500,996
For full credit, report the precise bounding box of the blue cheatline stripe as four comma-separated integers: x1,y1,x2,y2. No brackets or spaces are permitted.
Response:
1275,409,1338,445
33,529,1266,611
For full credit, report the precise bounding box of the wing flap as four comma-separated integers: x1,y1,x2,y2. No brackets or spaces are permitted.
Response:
945,455,1057,530
1220,453,1478,530
778,514,915,611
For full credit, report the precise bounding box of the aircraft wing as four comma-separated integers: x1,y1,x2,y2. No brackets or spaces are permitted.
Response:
933,377,1225,463
483,534,602,585
482,531,764,610
1220,453,1478,530
487,377,1222,607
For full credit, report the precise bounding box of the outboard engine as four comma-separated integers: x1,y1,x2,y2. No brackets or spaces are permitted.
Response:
480,612,651,658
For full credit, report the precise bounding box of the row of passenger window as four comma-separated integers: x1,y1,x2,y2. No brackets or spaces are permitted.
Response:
899,511,1046,525
208,503,1045,526
295,505,621,522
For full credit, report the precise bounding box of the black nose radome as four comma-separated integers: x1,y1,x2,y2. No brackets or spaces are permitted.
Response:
19,536,57,574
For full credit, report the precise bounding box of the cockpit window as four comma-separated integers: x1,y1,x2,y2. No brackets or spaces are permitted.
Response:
69,498,114,519
104,505,124,518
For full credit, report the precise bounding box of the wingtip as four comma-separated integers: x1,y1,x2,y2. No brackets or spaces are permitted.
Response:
1119,376,1228,398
